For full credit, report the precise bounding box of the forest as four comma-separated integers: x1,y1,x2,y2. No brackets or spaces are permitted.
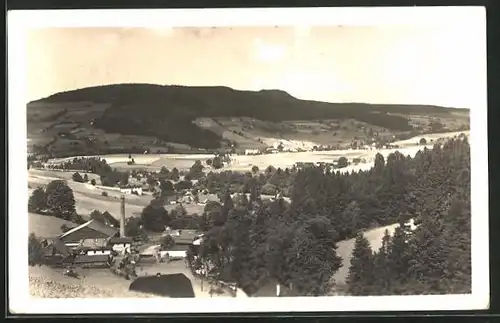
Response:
191,135,471,296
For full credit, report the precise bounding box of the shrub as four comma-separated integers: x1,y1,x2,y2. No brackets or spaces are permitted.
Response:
101,191,108,197
28,233,45,266
72,172,84,183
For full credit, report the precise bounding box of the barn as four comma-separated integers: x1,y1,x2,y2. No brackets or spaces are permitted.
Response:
57,219,119,248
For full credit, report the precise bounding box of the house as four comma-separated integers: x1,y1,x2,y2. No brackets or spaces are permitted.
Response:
244,149,259,155
108,237,133,253
251,279,297,297
57,219,119,249
120,186,143,196
43,238,73,259
164,229,201,245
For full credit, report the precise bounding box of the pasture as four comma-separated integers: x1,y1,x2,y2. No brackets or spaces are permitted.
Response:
28,170,149,219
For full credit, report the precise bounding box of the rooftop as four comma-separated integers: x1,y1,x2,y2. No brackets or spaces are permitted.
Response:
58,219,118,240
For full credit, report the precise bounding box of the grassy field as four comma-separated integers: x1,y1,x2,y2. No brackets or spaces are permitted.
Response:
29,212,77,238
28,170,149,219
333,223,400,285
29,259,241,298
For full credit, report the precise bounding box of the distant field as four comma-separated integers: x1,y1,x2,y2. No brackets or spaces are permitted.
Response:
391,130,469,147
45,131,465,173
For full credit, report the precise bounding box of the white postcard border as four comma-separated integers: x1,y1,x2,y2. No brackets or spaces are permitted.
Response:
7,6,489,314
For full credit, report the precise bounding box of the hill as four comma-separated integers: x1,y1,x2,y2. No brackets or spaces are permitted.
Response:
27,83,469,155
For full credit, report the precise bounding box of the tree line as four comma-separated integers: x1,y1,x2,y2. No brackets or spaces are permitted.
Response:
193,135,470,296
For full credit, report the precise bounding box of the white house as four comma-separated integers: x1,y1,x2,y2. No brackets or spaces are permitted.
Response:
120,186,143,196
245,149,260,155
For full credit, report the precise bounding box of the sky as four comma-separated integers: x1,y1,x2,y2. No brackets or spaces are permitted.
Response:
26,24,486,109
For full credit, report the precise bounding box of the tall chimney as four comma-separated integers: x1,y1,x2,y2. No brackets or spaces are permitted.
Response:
120,195,126,237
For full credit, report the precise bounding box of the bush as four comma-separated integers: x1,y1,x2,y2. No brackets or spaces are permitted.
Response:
91,179,97,186
160,235,176,249
336,157,349,168
45,180,76,220
261,183,278,196
28,187,47,213
101,191,108,197
28,233,45,266
72,172,84,183
212,157,223,169
419,138,427,145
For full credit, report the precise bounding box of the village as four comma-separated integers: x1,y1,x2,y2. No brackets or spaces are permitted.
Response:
27,131,446,298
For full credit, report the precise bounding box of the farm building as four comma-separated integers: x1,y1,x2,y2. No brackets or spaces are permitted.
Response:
120,186,143,196
57,219,119,248
251,280,297,297
129,273,195,297
108,237,133,253
244,149,260,155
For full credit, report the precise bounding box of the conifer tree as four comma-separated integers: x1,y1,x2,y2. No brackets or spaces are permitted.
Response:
347,233,375,295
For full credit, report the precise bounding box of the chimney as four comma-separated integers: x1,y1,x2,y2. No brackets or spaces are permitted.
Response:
120,195,126,238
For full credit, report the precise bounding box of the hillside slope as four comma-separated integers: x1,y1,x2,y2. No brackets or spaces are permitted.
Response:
27,83,468,153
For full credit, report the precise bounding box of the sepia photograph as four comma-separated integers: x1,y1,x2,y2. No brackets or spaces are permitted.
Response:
8,7,489,314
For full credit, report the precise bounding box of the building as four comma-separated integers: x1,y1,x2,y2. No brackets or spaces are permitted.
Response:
244,149,260,155
120,186,143,196
108,237,133,253
251,279,297,297
57,219,119,249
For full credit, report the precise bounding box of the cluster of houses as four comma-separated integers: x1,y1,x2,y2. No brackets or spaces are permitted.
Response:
39,196,204,270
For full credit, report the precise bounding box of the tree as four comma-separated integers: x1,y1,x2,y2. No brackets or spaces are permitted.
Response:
102,211,120,228
160,180,175,196
175,180,193,191
141,200,170,232
160,235,176,249
125,217,143,237
83,174,89,182
45,180,76,220
212,157,223,169
265,165,276,176
69,212,85,224
189,160,205,179
374,153,385,174
90,179,97,186
72,172,84,183
169,168,180,181
341,200,362,239
28,187,46,213
28,233,45,266
261,183,277,196
346,233,375,295
419,137,427,145
336,157,348,168
60,224,71,233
